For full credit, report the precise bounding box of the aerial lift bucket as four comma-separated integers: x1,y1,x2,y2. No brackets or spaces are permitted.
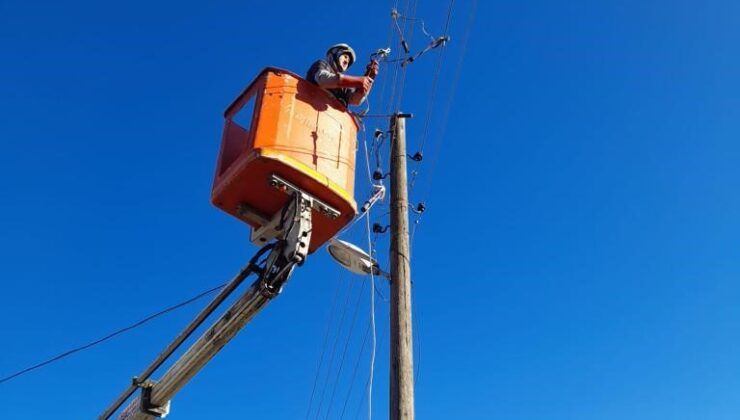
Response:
211,68,359,253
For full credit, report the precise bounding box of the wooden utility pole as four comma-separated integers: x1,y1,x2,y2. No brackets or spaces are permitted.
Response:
389,113,415,420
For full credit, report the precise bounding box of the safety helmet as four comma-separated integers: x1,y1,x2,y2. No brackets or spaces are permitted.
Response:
326,43,356,70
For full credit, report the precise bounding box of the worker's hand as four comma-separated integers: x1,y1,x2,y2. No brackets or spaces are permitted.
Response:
366,61,380,79
360,76,373,93
338,75,374,91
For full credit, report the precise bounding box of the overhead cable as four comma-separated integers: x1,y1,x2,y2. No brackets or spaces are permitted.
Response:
411,0,477,247
0,282,227,386
305,279,344,420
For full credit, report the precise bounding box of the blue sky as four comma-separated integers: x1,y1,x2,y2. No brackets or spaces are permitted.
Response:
1,0,739,419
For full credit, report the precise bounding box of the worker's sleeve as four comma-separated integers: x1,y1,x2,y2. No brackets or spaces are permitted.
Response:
307,60,339,86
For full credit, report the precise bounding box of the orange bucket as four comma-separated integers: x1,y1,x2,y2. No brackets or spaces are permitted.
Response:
211,68,358,253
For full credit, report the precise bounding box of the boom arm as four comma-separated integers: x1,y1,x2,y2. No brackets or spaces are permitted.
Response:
108,177,326,419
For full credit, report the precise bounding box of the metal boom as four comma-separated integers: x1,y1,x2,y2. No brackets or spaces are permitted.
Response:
105,183,324,419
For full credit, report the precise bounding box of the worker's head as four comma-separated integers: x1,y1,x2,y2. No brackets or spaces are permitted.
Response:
326,43,356,73
338,53,352,72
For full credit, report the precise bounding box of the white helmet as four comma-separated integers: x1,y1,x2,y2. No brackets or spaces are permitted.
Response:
326,43,356,70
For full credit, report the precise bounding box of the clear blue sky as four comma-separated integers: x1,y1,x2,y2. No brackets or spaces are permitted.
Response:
1,0,739,419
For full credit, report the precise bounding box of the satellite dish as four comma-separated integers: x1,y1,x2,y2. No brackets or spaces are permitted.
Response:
327,239,388,278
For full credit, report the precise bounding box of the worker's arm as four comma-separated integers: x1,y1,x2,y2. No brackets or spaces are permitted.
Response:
309,61,374,106
346,61,380,106
315,74,372,106
315,72,372,90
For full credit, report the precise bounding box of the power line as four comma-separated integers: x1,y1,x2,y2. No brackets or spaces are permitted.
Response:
419,0,456,153
0,282,227,385
314,276,357,419
410,0,477,249
365,208,378,420
353,323,388,420
339,322,372,419
420,0,476,201
385,0,413,115
305,276,344,419
376,6,399,117
390,0,420,113
324,277,369,419
408,0,456,192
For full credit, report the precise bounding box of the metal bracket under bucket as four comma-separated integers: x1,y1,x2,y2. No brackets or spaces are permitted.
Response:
245,174,340,246
268,175,340,220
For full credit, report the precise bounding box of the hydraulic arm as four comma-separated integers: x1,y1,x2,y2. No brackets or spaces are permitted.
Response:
104,176,334,420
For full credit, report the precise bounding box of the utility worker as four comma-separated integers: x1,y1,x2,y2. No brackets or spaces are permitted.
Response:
306,43,379,107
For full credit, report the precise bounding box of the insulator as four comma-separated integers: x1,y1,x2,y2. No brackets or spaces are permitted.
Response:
433,36,450,48
373,223,390,234
401,40,410,54
373,169,388,180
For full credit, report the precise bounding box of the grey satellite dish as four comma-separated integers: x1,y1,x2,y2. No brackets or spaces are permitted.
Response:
327,239,389,278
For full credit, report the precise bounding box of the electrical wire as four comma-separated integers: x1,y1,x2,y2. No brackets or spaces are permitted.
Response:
362,98,382,420
408,45,447,193
393,13,435,42
324,277,368,419
333,127,385,242
385,0,413,115
353,323,388,420
408,0,456,192
411,0,476,247
376,6,398,115
0,282,227,385
314,277,356,419
316,51,391,416
362,126,373,182
309,2,426,416
338,322,372,419
305,277,344,419
390,0,420,113
365,209,377,420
